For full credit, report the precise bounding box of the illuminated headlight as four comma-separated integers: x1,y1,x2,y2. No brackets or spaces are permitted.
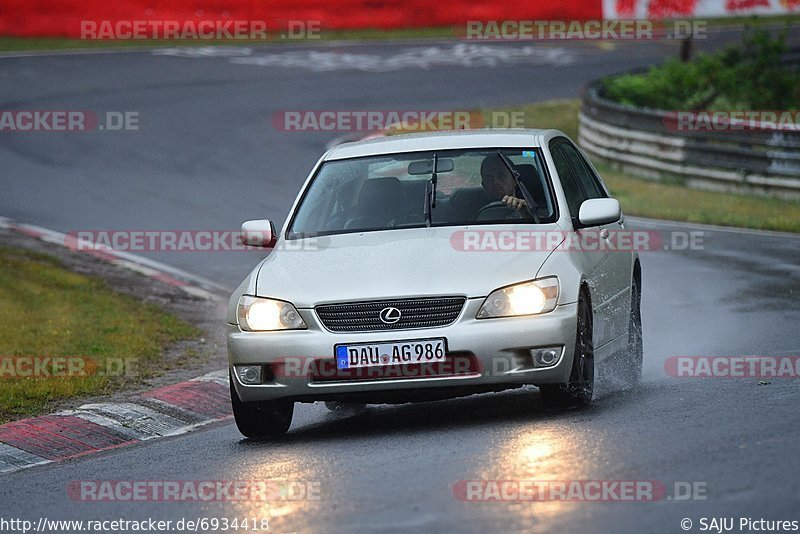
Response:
477,277,559,319
237,295,307,331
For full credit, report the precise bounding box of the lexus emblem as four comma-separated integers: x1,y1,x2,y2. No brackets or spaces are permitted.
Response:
379,306,401,324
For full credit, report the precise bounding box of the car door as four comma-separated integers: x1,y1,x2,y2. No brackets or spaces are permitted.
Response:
557,139,633,346
549,139,613,350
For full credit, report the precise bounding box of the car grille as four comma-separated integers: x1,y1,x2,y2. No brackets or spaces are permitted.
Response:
315,297,466,332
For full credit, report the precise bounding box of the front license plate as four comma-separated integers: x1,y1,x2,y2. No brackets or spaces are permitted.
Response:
335,338,447,370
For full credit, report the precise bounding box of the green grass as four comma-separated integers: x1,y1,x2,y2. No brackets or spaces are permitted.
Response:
482,99,800,233
0,246,200,423
0,27,456,53
597,165,800,231
483,99,581,140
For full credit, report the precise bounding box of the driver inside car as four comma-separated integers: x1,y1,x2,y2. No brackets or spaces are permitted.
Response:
480,154,530,211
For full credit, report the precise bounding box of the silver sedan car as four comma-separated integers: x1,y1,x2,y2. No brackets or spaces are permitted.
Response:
227,129,643,438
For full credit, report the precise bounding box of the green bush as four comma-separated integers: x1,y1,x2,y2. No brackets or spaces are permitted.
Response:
603,28,799,111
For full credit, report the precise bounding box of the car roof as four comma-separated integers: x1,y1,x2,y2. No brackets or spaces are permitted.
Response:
324,129,563,160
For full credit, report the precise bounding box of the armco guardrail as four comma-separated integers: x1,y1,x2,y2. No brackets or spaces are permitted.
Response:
578,81,800,198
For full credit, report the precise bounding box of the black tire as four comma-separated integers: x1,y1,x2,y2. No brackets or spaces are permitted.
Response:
540,292,594,408
618,276,643,388
230,373,293,439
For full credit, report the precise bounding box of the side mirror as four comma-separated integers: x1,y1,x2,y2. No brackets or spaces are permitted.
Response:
578,198,621,227
241,220,277,247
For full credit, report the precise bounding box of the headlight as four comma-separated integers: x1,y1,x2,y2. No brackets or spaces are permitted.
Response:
477,277,559,319
237,295,307,331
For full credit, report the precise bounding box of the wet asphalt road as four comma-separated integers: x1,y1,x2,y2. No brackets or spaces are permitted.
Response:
1,33,799,533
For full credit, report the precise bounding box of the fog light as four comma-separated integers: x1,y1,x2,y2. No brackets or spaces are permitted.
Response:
236,365,262,385
531,347,563,368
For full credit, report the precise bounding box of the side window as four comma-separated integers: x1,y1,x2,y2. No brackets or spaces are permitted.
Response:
558,141,606,199
549,141,585,219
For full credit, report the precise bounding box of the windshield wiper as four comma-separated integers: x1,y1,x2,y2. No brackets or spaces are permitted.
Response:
423,153,438,228
496,150,540,224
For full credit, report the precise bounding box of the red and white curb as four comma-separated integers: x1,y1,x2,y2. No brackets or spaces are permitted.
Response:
0,370,232,475
0,216,228,301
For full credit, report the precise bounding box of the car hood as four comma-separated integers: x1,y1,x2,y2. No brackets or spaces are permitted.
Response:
254,224,564,308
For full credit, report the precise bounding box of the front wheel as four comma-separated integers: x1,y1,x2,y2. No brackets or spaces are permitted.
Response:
230,373,293,439
540,293,594,408
619,277,643,388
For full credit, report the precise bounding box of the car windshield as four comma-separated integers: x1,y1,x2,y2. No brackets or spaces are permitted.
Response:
288,148,557,238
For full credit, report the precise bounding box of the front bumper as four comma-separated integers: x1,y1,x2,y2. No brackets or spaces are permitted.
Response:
228,299,578,403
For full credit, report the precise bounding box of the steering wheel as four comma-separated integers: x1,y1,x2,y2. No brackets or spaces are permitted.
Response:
475,201,523,221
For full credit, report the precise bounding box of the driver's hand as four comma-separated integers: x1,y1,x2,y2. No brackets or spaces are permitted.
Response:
502,195,527,210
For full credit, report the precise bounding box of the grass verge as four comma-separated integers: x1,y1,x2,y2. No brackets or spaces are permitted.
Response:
0,246,200,423
481,99,800,233
0,27,456,53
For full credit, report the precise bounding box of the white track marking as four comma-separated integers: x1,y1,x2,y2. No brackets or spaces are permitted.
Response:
627,216,800,239
151,42,578,72
191,369,230,386
0,444,51,474
231,43,576,72
57,403,196,440
2,217,230,298
152,46,253,58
